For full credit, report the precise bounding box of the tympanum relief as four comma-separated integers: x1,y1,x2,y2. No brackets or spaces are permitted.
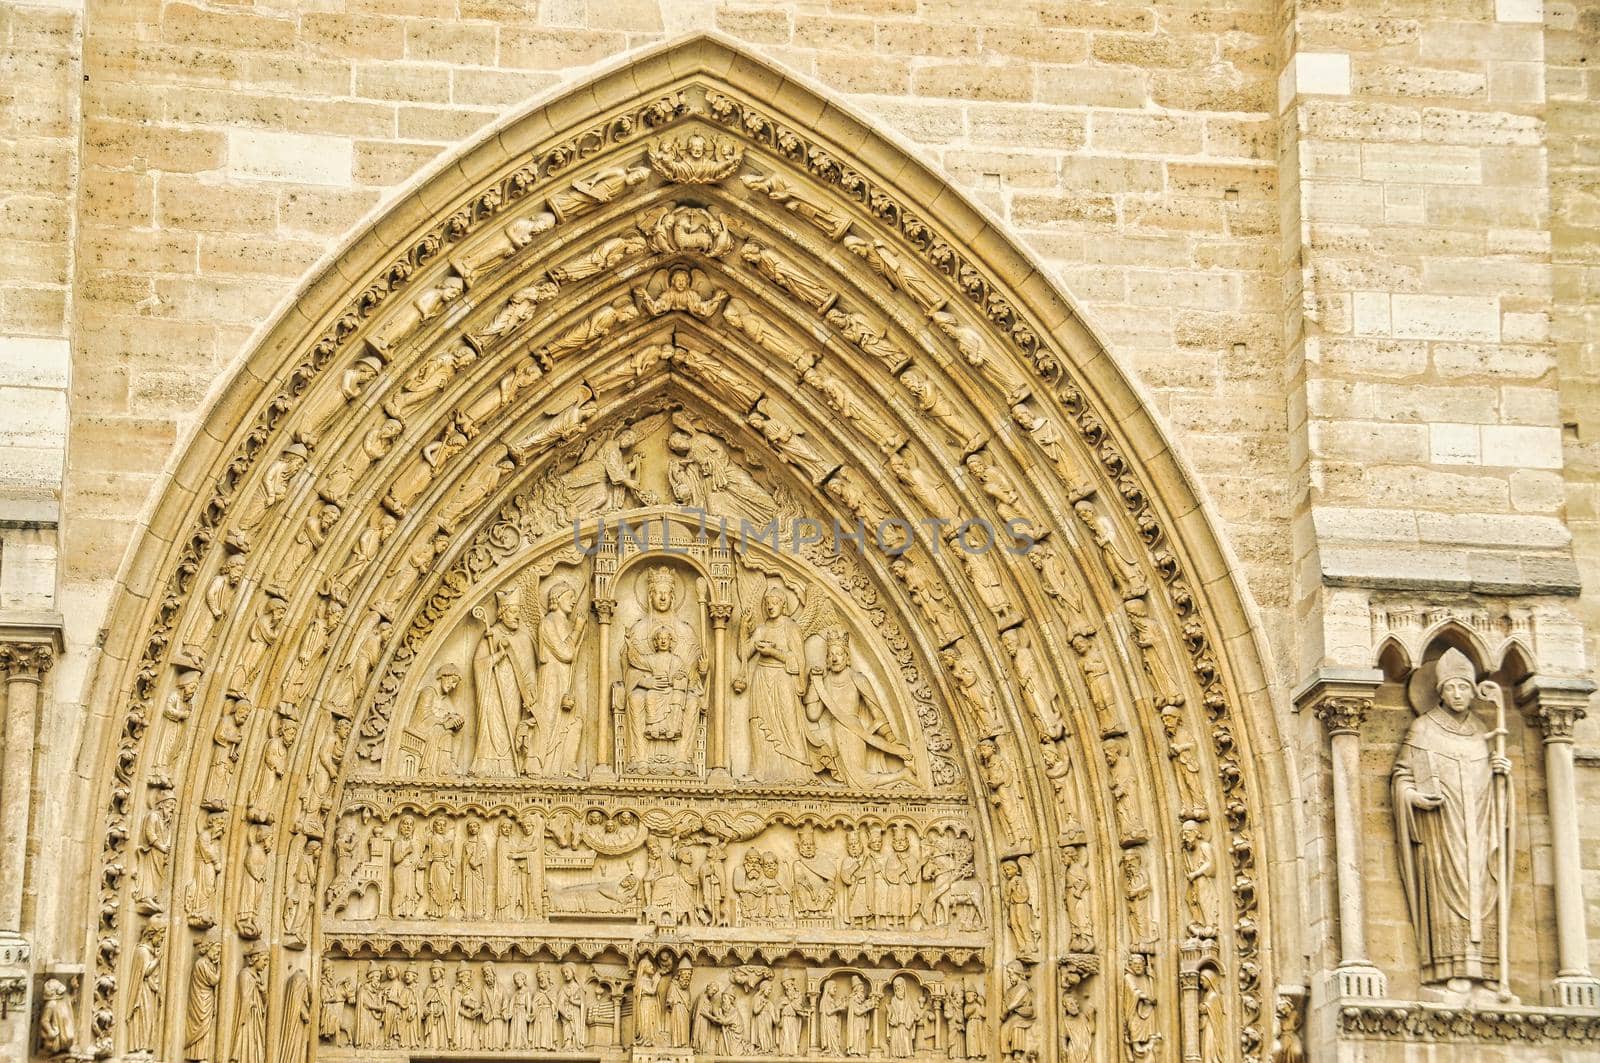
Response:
88,70,1272,1063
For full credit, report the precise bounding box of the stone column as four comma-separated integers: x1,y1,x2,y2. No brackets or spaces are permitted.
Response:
707,603,732,776
0,637,56,933
592,598,615,778
1296,670,1387,999
1523,676,1600,1009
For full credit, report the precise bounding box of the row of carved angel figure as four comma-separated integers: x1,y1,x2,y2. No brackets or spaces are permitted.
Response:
319,808,992,938
316,954,1002,1062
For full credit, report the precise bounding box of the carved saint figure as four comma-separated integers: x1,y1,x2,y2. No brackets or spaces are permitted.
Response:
733,584,810,782
804,630,915,787
184,938,222,1063
231,948,269,1063
649,132,742,184
634,957,662,1046
562,426,655,513
1000,962,1034,1062
1391,647,1513,995
623,567,706,773
1122,953,1160,1059
843,234,945,312
665,965,693,1048
742,170,851,237
740,240,837,311
127,917,166,1052
470,588,536,775
555,964,587,1049
550,233,648,283
547,164,649,221
529,581,588,776
888,977,919,1058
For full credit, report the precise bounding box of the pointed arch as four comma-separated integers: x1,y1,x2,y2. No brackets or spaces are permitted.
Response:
73,33,1291,1063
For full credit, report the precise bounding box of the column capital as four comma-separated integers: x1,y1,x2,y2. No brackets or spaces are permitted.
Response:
1293,667,1384,737
1517,675,1595,744
0,618,63,683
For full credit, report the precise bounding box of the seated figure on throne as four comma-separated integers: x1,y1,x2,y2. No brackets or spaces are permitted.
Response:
638,628,694,742
621,566,706,774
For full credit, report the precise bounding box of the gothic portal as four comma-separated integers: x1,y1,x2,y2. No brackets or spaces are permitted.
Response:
77,37,1289,1063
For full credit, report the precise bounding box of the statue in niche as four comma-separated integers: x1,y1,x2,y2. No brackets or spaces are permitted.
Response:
732,582,811,783
529,581,589,777
551,233,649,284
633,266,727,320
623,566,707,774
1181,819,1219,939
1002,857,1041,957
843,234,945,312
634,957,663,1046
548,164,650,221
1002,626,1065,740
184,815,225,928
38,977,75,1057
1391,646,1514,1000
537,296,641,365
509,387,597,462
199,695,251,811
1061,983,1095,1063
888,976,919,1058
724,297,817,373
641,836,697,926
424,816,459,919
473,281,559,349
470,588,536,775
748,407,836,483
555,963,587,1049
977,738,1030,850
1199,967,1225,1063
152,664,201,788
804,629,916,787
899,366,982,453
665,964,693,1048
827,307,907,371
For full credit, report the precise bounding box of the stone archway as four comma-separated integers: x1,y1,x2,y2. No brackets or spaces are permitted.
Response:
75,34,1291,1063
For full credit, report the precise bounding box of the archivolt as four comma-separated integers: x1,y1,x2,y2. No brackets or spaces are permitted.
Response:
75,33,1290,1063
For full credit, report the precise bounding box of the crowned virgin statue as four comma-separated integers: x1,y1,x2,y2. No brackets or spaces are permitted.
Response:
622,566,706,773
1391,647,1514,1001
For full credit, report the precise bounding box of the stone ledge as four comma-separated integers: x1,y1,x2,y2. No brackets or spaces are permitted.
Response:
1320,543,1582,596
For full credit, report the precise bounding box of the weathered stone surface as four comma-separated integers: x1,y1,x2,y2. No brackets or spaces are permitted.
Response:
0,6,1596,1063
